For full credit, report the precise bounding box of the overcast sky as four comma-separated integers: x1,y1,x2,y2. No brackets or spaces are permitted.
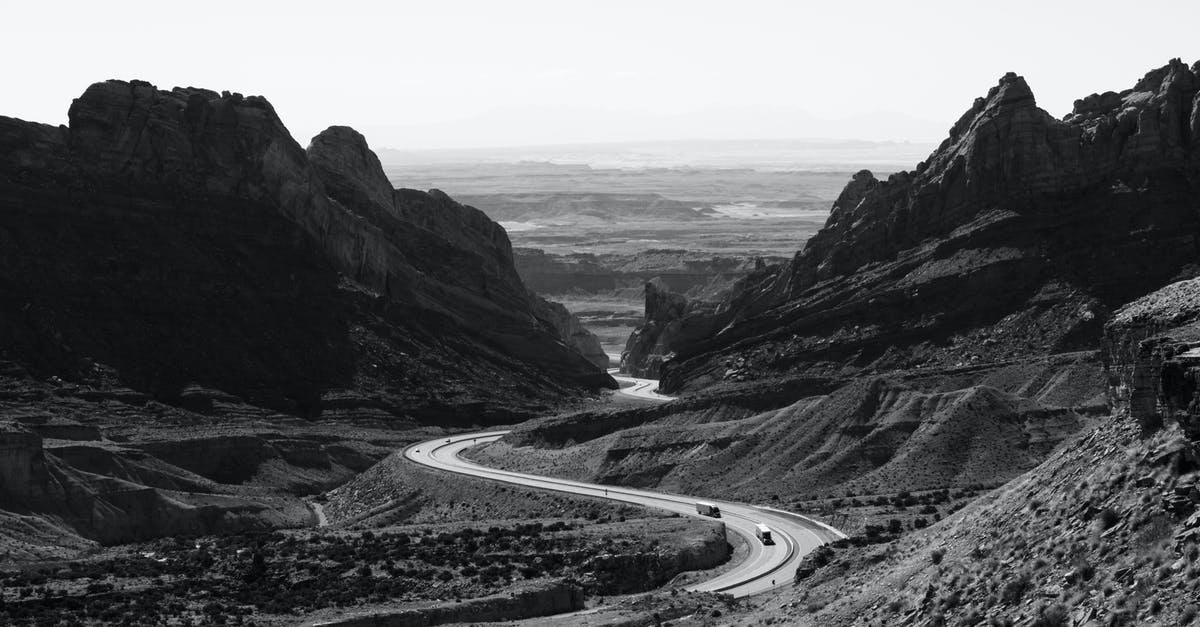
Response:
3,1,1196,149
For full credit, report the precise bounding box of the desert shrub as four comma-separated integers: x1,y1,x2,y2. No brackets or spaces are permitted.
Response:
931,549,945,565
1000,573,1030,604
1097,508,1120,530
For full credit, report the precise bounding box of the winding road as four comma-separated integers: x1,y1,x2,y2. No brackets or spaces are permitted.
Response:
405,432,845,597
610,372,675,402
606,354,675,402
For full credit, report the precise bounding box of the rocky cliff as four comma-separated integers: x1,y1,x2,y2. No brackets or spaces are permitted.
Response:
653,60,1200,393
528,293,610,370
1105,277,1200,437
0,79,617,559
0,79,613,423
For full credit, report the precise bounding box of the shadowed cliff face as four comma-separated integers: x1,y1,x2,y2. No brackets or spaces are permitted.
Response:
0,79,613,421
652,60,1200,393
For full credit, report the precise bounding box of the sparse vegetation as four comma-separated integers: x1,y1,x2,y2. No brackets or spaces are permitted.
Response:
0,517,714,625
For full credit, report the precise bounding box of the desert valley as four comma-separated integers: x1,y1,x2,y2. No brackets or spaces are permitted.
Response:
3,5,1200,626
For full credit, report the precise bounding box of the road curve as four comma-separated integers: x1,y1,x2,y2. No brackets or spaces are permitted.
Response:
606,356,674,403
611,372,675,402
405,431,845,597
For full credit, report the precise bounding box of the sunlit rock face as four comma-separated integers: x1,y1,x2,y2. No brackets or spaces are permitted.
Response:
656,60,1200,393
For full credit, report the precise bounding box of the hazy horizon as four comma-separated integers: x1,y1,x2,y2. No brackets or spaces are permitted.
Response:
5,0,1198,151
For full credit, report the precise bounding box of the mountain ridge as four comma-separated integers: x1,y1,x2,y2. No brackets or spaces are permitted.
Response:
627,59,1200,393
1,79,614,420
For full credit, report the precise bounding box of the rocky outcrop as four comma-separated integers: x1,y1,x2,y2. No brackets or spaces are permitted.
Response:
583,520,729,594
307,581,585,627
1105,277,1200,437
528,293,609,370
0,79,613,422
623,281,694,377
655,60,1200,393
0,423,44,499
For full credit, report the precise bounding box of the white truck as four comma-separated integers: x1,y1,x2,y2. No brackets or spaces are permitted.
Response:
755,523,774,545
695,501,721,517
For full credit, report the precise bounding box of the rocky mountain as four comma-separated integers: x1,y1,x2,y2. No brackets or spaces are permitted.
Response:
621,280,717,377
467,63,1200,617
453,60,1200,626
0,79,613,557
0,79,613,420
527,292,610,370
764,277,1200,626
624,60,1200,394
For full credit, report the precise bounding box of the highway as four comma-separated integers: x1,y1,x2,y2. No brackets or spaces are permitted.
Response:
405,431,846,597
610,371,675,402
606,353,675,402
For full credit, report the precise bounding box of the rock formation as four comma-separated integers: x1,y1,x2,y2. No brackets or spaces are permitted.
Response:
0,79,614,422
622,281,706,377
1105,277,1200,437
0,79,616,557
528,293,610,370
652,60,1200,393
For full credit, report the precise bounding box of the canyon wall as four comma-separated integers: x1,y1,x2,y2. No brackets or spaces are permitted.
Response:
640,60,1200,393
0,80,613,422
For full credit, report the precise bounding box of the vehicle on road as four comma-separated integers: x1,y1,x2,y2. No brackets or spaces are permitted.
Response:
696,501,721,517
755,523,774,545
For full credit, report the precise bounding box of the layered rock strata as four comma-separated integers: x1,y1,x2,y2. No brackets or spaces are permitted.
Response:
644,60,1200,393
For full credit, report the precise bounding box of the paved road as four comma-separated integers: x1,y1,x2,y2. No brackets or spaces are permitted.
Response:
605,353,675,403
405,431,845,597
610,371,675,402
308,500,329,527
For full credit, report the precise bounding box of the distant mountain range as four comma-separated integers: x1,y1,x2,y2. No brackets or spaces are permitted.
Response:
375,138,937,172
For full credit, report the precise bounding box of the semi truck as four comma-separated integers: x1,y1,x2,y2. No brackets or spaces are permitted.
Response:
695,501,721,517
755,523,774,545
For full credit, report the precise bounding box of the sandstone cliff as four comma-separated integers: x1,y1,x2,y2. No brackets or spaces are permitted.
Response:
1105,277,1200,437
653,60,1200,393
528,293,610,370
0,80,613,423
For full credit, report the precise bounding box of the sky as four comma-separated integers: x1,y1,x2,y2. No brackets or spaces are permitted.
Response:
3,0,1197,150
